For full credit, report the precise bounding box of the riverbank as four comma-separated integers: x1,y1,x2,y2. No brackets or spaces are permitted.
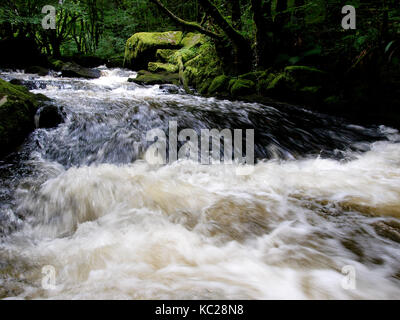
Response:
124,31,400,130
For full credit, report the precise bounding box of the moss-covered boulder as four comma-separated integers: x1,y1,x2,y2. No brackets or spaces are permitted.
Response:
156,49,177,63
124,31,221,92
124,31,183,70
183,42,223,89
230,79,256,97
128,71,180,85
148,62,178,73
180,33,206,48
0,79,46,157
208,75,231,95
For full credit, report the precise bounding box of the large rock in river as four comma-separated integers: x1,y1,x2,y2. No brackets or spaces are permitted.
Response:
61,62,101,79
0,79,47,157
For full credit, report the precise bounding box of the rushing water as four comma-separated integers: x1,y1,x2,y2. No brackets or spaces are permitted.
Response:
0,67,399,299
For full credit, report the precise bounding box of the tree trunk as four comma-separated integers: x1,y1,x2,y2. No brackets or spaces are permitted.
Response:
251,0,272,68
230,0,242,31
198,0,252,73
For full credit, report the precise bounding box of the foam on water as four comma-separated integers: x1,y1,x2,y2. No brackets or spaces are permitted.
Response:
0,68,399,299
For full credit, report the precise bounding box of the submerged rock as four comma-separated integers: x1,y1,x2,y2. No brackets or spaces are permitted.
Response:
61,62,101,79
0,79,47,157
159,84,183,94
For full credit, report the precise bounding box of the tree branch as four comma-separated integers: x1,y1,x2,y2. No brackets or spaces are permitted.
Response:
198,0,248,47
150,0,222,40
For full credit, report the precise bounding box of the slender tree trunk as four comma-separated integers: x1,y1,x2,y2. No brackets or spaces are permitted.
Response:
230,0,242,31
274,0,290,54
251,0,272,68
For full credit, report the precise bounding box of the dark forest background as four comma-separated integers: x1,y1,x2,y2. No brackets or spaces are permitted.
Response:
1,0,400,125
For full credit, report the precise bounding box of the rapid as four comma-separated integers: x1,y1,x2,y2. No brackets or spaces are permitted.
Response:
0,67,399,299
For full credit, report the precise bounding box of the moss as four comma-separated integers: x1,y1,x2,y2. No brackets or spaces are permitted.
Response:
48,58,65,71
230,79,256,97
183,67,199,87
180,33,206,48
208,75,231,95
170,46,200,64
199,78,213,94
284,66,327,85
124,31,183,69
184,42,222,88
258,73,277,95
148,62,178,73
324,95,341,106
266,73,297,96
0,79,43,157
128,72,180,85
298,86,323,103
156,49,177,62
238,71,268,83
228,78,237,91
0,78,37,104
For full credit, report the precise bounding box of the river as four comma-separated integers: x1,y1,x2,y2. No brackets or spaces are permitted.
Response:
0,67,399,299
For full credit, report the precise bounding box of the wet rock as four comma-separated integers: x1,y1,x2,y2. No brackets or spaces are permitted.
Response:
373,221,400,244
9,79,24,86
159,84,183,94
9,79,46,91
128,71,180,85
61,62,101,79
35,104,64,129
0,79,43,157
25,66,49,76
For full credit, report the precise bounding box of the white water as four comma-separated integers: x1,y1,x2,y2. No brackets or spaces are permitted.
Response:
0,69,399,299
